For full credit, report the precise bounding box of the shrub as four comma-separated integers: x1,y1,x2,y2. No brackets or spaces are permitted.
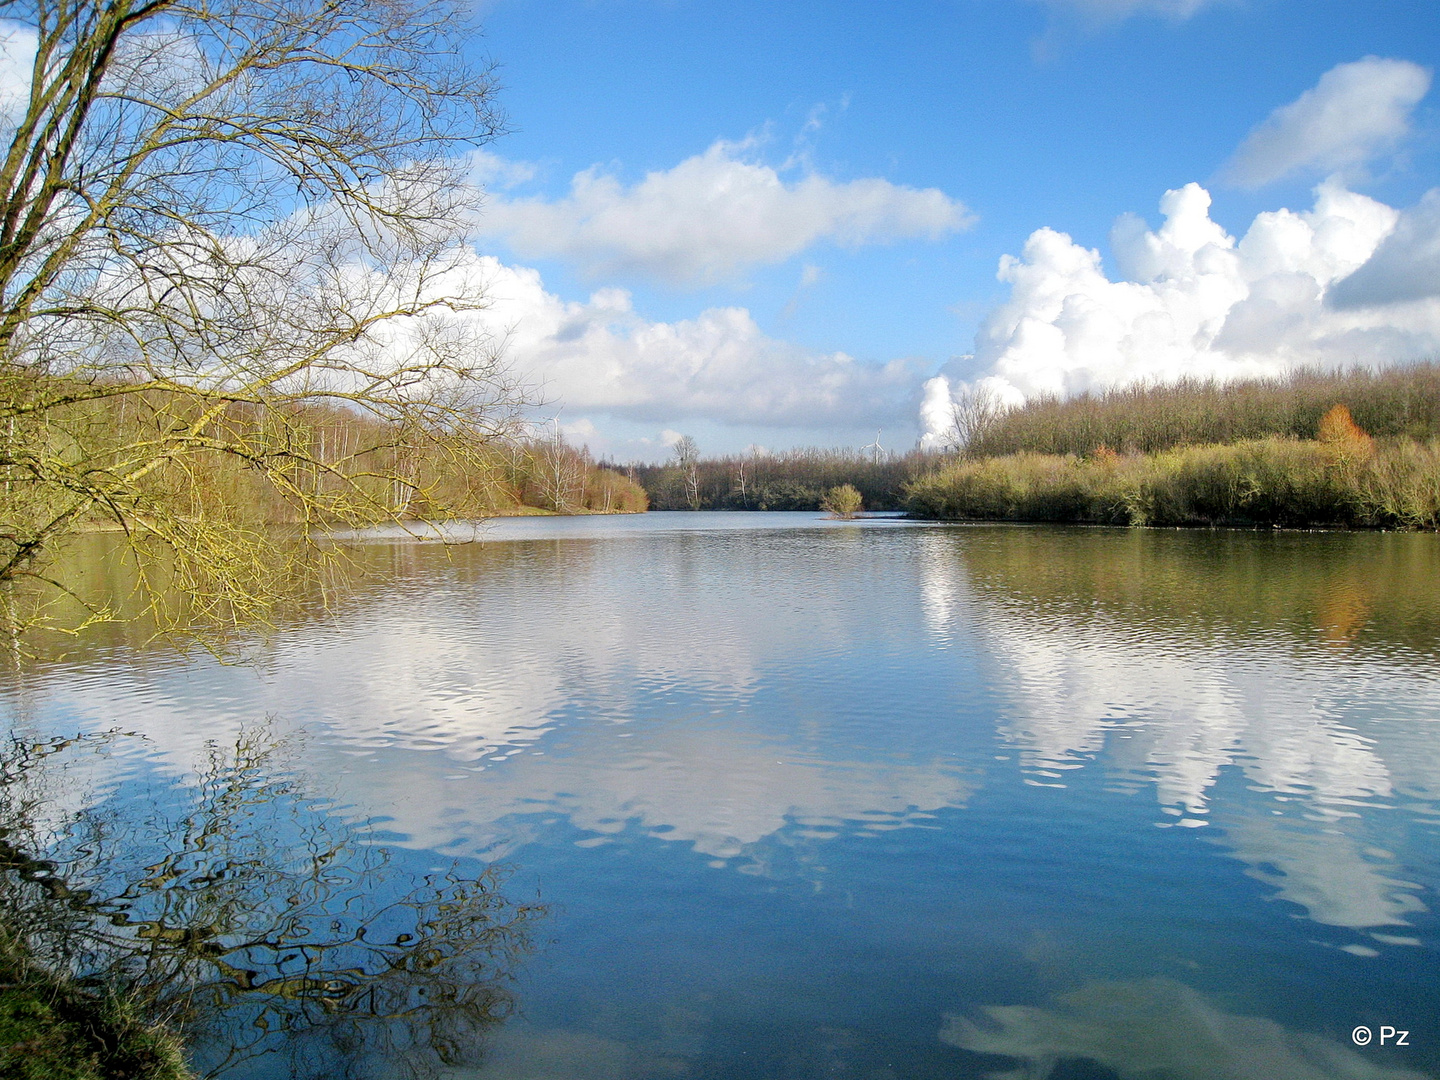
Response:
821,484,864,517
583,469,650,513
905,436,1440,530
1353,440,1440,529
1318,403,1372,447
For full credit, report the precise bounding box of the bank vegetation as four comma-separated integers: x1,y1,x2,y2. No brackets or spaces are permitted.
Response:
906,366,1440,529
0,924,191,1080
3,384,645,640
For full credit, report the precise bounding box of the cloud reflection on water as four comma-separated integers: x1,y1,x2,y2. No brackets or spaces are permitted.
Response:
919,528,1440,930
13,526,972,867
940,978,1430,1080
8,523,1438,930
4,519,1439,1078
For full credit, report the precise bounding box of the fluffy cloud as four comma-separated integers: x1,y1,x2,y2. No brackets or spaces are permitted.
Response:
1223,57,1431,188
917,376,959,452
469,252,928,430
921,179,1440,444
474,139,972,286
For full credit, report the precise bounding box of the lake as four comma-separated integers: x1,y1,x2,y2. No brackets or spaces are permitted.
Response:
2,512,1438,1079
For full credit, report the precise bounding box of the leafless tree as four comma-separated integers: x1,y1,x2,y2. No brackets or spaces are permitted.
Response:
947,382,1007,456
672,433,700,510
0,0,529,641
532,420,586,513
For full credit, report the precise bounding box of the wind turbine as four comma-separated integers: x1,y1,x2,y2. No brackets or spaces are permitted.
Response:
863,429,885,463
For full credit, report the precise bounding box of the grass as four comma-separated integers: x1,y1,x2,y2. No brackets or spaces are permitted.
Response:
0,927,191,1080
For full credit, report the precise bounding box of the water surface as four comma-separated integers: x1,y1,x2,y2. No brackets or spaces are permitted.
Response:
3,513,1438,1079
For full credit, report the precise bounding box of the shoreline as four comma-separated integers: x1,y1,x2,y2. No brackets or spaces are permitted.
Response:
0,925,190,1080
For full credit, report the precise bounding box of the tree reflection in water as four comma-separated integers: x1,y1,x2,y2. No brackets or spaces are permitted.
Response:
0,725,545,1079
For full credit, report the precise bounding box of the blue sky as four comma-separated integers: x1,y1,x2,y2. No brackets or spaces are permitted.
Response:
456,0,1440,459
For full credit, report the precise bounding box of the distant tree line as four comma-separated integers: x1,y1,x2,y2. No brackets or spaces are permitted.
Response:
616,446,939,512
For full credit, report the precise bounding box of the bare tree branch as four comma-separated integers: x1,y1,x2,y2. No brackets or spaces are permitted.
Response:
0,0,535,642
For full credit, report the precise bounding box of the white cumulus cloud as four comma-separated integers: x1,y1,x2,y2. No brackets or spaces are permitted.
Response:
460,253,927,431
918,376,957,451
920,179,1440,444
474,139,972,286
1223,57,1432,188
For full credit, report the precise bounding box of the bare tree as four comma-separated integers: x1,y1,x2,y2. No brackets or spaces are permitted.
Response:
0,0,529,640
532,420,586,513
672,433,700,510
947,382,1007,456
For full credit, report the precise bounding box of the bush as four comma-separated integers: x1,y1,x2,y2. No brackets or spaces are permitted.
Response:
821,484,864,517
583,469,650,513
1353,439,1440,528
747,479,824,511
